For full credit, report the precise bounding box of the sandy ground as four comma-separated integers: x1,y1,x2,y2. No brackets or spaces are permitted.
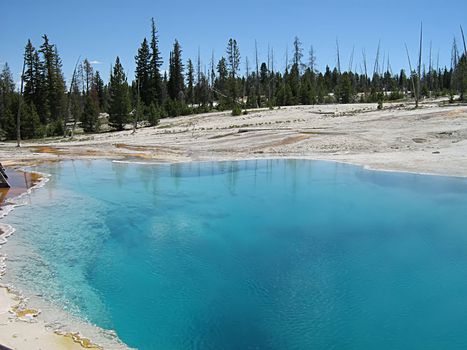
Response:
1,249,103,350
0,99,466,349
0,99,466,177
0,287,98,350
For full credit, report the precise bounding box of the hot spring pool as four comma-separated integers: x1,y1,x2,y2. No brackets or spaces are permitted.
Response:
2,159,467,349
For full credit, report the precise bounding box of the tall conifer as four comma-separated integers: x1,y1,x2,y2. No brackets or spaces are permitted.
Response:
108,57,130,131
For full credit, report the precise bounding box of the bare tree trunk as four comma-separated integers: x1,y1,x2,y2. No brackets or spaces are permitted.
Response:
428,41,432,95
132,78,139,134
282,46,288,107
271,47,275,106
373,41,380,77
416,23,423,108
16,58,25,147
64,57,81,137
461,25,467,57
405,43,417,107
255,40,260,108
244,56,249,106
209,50,215,107
436,51,440,72
267,45,271,103
381,52,386,75
71,62,86,138
197,47,201,87
387,54,392,75
362,49,368,98
336,38,341,73
348,45,354,72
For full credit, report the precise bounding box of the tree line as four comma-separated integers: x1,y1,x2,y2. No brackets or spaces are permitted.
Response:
0,19,466,141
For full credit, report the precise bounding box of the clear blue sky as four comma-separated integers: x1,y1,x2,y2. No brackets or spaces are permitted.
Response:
1,0,466,84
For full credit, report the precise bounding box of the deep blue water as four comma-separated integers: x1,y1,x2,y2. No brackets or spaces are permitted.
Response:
3,159,467,349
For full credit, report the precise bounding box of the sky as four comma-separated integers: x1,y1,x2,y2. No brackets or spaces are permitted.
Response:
1,0,466,84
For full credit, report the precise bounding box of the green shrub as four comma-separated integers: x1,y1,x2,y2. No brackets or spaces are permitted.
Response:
377,92,384,110
231,105,242,116
388,90,404,101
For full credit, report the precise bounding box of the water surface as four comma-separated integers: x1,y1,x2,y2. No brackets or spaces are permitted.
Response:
3,159,467,350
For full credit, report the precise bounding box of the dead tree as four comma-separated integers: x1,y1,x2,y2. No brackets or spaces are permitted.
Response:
71,62,86,137
428,41,433,94
387,54,392,75
64,57,81,137
461,25,467,57
437,50,440,71
309,45,316,72
336,38,341,73
197,47,202,87
451,39,459,70
267,45,271,103
244,56,250,105
405,43,417,107
270,47,275,106
417,22,423,108
255,40,260,108
373,41,381,77
209,50,215,107
132,78,139,134
348,45,354,72
362,49,368,97
381,52,386,75
16,58,25,147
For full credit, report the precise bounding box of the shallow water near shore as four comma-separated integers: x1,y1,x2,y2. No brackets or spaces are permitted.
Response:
2,159,467,349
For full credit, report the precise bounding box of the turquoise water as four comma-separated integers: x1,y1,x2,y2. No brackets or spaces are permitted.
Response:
3,159,467,349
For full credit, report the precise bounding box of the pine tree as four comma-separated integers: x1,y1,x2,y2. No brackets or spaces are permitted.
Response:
398,69,408,92
455,54,467,101
216,57,228,95
39,35,66,132
260,62,269,96
336,72,355,103
0,63,17,139
83,59,94,94
149,18,163,105
135,38,152,106
80,60,99,132
82,94,99,132
226,39,240,78
33,50,49,123
132,95,143,132
52,44,66,124
20,102,41,139
0,64,15,100
167,39,184,101
186,59,194,105
23,40,37,104
196,73,210,107
226,39,240,103
23,40,48,124
94,71,106,111
147,102,160,126
108,57,130,131
35,35,66,135
292,36,303,70
69,66,84,134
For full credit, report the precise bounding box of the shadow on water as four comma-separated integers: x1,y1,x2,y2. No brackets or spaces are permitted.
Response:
0,168,42,205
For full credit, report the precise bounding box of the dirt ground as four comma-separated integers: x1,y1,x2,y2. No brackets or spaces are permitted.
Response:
1,99,466,177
